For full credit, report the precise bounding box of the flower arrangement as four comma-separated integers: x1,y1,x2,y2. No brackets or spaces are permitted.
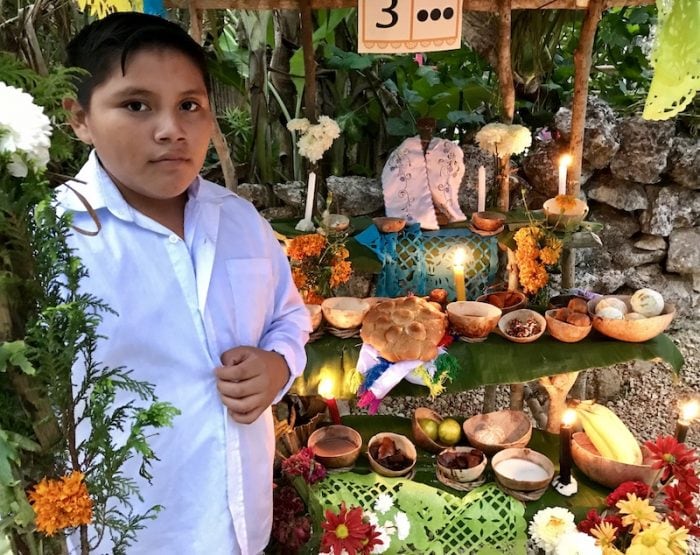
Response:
271,485,312,552
513,225,563,295
288,232,352,304
281,447,328,485
320,502,384,555
530,435,698,554
475,122,532,157
287,116,341,163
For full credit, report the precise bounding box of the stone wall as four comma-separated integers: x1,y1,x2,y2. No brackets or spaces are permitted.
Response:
237,97,699,321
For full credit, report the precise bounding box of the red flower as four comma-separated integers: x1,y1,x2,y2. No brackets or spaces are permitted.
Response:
606,481,652,507
667,512,700,537
673,465,700,494
578,509,602,534
603,513,625,532
664,483,698,518
361,523,384,555
644,435,698,481
321,503,372,555
282,447,327,485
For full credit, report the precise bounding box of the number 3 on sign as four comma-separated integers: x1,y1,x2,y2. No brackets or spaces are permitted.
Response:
358,0,463,54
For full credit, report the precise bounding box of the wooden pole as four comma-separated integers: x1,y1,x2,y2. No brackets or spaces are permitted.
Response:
299,0,317,124
188,2,238,191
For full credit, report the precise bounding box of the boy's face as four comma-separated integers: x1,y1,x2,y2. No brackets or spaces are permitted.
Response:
65,48,213,206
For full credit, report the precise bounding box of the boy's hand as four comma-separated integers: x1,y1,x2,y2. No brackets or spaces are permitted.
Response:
216,346,290,424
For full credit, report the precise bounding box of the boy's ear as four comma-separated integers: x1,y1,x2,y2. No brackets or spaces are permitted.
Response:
63,97,93,145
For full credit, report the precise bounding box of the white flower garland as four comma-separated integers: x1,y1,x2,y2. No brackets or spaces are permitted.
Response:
475,122,531,157
287,115,341,163
0,83,52,177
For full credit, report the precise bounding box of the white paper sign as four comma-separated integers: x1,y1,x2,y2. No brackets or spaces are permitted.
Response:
358,0,463,54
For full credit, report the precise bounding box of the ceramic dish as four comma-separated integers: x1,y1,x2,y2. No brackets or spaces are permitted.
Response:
463,410,532,456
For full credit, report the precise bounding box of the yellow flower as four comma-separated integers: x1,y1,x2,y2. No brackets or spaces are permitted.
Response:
626,521,675,555
29,471,93,536
668,526,689,555
591,521,618,550
617,494,659,535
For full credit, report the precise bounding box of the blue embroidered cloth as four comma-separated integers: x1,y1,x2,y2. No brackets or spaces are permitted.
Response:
355,223,499,300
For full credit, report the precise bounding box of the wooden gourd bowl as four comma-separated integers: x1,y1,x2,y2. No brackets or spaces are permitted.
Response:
367,432,417,478
545,309,592,343
307,425,362,469
463,410,532,456
411,407,450,453
437,446,487,483
492,447,555,491
587,295,676,342
476,290,527,315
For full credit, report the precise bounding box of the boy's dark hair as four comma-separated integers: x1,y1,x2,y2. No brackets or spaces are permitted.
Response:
66,12,210,108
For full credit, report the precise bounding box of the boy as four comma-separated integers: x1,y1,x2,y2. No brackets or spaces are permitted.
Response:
58,12,311,554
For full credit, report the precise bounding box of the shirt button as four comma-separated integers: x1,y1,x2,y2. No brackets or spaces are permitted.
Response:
168,234,179,244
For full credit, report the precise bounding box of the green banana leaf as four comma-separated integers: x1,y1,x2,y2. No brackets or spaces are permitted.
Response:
291,332,683,399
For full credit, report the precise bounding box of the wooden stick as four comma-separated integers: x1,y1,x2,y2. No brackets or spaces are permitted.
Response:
495,0,515,124
510,384,524,411
539,372,578,433
483,385,498,413
299,0,317,124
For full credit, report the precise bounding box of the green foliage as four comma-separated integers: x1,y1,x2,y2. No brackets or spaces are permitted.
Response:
1,58,179,554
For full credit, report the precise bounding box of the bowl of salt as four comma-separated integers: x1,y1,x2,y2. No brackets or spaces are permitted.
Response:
491,447,554,492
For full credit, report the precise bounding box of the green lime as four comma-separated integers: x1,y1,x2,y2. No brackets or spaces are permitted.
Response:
438,418,462,446
418,418,439,441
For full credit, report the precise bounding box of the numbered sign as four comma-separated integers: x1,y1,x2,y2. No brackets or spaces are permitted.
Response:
358,0,463,54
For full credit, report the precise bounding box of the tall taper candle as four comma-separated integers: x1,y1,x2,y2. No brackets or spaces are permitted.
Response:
304,171,317,221
558,154,572,196
453,248,467,302
477,166,486,212
559,409,576,485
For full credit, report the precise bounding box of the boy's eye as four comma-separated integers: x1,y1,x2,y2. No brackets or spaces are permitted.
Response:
181,100,201,112
125,101,148,112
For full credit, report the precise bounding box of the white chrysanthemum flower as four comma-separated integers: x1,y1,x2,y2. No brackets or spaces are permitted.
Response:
373,493,394,514
553,531,602,555
371,526,391,554
287,117,310,133
528,507,576,554
0,83,52,177
475,122,531,157
318,115,341,140
394,511,410,541
365,510,379,527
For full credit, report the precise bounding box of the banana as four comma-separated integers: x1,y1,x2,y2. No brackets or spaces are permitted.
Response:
576,406,617,460
586,403,643,465
575,402,643,465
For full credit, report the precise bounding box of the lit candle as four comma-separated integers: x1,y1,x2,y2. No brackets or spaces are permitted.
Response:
558,154,572,196
304,171,317,222
559,409,576,485
477,166,486,212
453,248,467,302
675,400,699,443
318,377,341,425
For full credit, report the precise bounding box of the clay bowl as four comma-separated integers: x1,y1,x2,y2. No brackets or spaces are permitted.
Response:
572,432,657,489
437,446,487,483
321,297,370,329
548,294,589,310
307,425,362,469
373,216,406,233
476,290,527,315
587,295,675,342
545,309,592,343
463,410,532,456
543,197,589,229
306,303,323,331
411,407,449,454
492,448,555,492
471,211,506,232
498,309,547,343
446,301,502,341
367,432,417,478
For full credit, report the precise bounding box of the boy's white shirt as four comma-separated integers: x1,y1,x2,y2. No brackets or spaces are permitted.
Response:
56,151,311,555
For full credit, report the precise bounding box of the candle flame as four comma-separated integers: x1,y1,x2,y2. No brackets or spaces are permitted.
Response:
680,399,699,422
454,248,467,267
318,377,334,400
562,409,577,427
560,154,573,167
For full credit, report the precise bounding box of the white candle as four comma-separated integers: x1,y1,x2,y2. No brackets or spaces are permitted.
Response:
477,166,486,212
304,171,317,221
558,154,572,196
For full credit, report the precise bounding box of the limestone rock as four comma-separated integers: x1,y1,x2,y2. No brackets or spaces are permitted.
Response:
615,240,666,267
634,234,667,251
667,228,700,274
592,367,623,401
623,264,697,320
588,204,640,246
326,176,383,216
273,180,309,209
668,136,700,190
575,268,627,294
260,206,300,220
586,172,648,212
522,141,564,198
334,273,374,298
640,184,700,236
460,144,498,212
237,182,273,209
610,117,674,184
554,96,619,169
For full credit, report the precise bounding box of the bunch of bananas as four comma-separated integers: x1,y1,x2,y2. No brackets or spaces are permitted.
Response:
575,401,643,465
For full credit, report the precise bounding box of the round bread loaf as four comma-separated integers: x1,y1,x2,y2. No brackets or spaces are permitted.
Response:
360,296,448,362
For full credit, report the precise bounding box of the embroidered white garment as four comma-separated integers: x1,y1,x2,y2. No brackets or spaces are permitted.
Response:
55,151,311,555
381,136,466,230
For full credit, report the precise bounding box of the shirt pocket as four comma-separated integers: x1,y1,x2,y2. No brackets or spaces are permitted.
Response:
225,258,273,345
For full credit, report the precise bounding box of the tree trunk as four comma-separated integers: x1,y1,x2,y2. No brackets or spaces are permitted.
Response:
539,372,578,433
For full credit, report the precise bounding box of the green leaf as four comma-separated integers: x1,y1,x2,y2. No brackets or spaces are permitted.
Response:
0,341,35,375
447,111,485,126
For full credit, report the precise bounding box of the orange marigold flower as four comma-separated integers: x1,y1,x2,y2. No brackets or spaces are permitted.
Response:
304,291,325,305
288,234,327,261
333,246,350,261
330,260,352,288
29,471,93,536
554,194,578,212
